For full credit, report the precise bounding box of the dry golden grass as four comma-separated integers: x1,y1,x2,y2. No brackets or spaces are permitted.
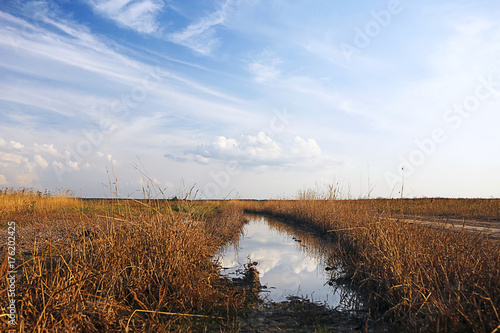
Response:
3,187,499,332
365,197,500,221
241,198,500,333
0,188,82,216
0,190,248,332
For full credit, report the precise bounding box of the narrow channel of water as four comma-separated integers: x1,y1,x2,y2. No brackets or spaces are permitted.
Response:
218,215,348,308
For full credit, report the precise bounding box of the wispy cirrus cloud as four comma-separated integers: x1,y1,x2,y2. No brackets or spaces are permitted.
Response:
167,0,231,55
2,0,499,198
247,51,282,83
0,10,146,85
0,6,252,125
86,0,165,34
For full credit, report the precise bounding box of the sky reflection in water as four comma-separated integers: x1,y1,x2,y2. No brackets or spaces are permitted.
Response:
219,216,342,307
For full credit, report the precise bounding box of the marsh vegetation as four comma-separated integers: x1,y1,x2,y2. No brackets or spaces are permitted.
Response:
0,189,248,331
241,197,500,332
1,189,499,332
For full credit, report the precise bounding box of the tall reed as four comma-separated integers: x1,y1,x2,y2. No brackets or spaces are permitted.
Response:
0,190,247,331
242,198,500,332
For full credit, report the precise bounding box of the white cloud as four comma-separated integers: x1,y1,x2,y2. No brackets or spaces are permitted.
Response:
10,140,24,149
193,132,282,162
86,0,164,34
0,152,28,164
302,40,348,67
1,3,264,140
67,160,79,171
291,136,321,157
0,8,255,129
244,49,356,115
167,1,230,55
2,1,498,199
34,143,60,157
248,55,282,83
16,173,38,187
241,133,282,160
52,160,64,170
0,82,111,121
206,136,241,158
0,10,151,85
34,154,49,168
429,16,500,76
0,174,8,185
166,132,325,169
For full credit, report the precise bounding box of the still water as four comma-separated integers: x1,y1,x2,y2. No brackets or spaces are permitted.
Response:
219,215,344,308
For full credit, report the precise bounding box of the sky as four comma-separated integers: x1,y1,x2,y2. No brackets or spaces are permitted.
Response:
1,0,500,199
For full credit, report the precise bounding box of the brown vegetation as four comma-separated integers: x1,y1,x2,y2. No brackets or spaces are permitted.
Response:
2,187,499,332
0,190,248,332
240,198,500,333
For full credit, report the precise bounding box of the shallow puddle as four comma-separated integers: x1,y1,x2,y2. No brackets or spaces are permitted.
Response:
218,215,345,308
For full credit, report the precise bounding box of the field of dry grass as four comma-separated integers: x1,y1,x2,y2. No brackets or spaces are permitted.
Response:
2,188,499,332
240,198,500,333
0,189,249,332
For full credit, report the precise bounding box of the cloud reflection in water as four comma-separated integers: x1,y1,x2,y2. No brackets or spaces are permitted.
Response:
220,216,342,307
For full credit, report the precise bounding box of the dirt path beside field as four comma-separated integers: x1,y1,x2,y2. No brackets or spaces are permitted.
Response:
389,216,500,242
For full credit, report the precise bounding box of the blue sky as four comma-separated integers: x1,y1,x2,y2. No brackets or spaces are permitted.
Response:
1,0,500,199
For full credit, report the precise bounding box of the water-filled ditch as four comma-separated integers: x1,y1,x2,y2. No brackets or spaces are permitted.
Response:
218,214,355,308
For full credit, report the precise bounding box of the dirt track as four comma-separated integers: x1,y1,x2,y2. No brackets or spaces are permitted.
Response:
389,215,500,242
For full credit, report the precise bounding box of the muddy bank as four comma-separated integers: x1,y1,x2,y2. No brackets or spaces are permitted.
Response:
232,263,379,332
238,297,377,333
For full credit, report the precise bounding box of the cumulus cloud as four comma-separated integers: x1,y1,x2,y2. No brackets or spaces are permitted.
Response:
0,152,28,164
291,136,321,157
34,143,60,157
166,132,323,168
0,142,42,187
191,132,282,164
67,160,79,171
52,160,64,170
16,173,38,187
34,154,49,168
0,174,8,185
10,140,25,149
